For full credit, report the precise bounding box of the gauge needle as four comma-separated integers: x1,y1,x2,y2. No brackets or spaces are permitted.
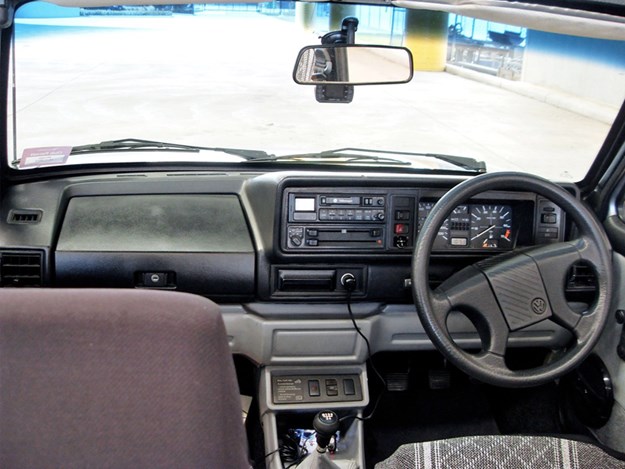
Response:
471,224,496,240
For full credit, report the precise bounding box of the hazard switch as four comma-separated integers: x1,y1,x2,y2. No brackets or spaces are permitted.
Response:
394,223,409,234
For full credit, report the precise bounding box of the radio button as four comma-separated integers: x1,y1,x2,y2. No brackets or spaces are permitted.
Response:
307,229,319,237
306,239,319,246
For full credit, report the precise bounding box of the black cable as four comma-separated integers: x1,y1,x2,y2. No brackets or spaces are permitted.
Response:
279,429,310,468
345,289,387,421
254,446,281,468
255,431,308,467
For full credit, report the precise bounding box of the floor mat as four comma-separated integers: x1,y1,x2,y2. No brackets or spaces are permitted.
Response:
364,380,499,468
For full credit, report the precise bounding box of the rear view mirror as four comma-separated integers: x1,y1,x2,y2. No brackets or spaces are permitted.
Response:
293,44,413,86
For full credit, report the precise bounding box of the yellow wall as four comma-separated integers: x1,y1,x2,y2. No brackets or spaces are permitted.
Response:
405,10,449,71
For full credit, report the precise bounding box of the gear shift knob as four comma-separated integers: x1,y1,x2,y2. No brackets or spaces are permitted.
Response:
313,410,339,452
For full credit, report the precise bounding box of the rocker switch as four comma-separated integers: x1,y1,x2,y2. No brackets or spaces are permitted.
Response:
343,378,356,396
325,378,339,396
308,379,321,397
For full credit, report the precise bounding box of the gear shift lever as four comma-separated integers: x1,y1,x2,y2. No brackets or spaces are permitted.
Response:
313,410,339,453
296,410,343,469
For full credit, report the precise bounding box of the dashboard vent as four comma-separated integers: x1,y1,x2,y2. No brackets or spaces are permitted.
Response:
0,251,43,287
566,263,597,292
8,209,42,224
565,262,597,306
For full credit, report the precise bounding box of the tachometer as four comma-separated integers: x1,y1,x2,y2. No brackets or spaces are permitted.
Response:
418,202,470,248
470,205,513,249
418,202,448,242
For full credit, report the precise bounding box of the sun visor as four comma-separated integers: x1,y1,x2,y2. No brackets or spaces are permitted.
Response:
393,0,625,40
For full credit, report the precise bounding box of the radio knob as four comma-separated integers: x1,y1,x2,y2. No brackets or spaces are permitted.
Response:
376,213,385,221
290,236,302,247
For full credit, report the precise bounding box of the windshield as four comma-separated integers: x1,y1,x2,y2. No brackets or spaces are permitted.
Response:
7,2,625,180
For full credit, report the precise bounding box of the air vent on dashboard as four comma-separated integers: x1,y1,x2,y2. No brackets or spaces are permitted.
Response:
566,263,597,292
565,262,597,306
0,251,43,287
8,209,43,224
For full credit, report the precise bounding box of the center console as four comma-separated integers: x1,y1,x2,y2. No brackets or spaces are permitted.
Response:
259,365,369,469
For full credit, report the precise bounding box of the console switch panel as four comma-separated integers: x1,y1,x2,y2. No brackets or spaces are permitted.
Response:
272,374,363,404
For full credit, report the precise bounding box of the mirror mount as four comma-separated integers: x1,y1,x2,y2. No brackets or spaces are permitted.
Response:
316,17,359,104
320,16,359,45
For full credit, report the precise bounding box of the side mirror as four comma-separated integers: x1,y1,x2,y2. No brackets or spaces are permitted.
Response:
293,44,414,85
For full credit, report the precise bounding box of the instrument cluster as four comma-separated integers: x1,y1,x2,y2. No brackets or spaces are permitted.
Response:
417,202,515,250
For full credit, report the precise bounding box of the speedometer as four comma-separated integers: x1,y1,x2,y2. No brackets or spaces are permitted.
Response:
469,205,513,249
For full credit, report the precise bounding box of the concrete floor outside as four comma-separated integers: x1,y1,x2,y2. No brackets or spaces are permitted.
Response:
9,11,622,181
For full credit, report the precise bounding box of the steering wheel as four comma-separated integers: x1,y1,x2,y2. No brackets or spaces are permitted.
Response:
412,172,612,387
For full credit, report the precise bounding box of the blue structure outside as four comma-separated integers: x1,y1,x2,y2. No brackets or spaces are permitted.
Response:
17,2,80,18
527,29,625,69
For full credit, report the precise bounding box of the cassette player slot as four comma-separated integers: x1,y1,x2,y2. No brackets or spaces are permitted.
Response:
290,226,384,249
318,228,380,242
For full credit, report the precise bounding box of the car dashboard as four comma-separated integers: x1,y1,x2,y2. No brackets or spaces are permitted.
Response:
0,169,577,352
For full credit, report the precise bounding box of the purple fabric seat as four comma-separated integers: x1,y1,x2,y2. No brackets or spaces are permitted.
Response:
0,288,250,469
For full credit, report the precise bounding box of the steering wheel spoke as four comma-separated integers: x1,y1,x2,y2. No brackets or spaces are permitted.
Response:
436,265,511,356
430,290,452,324
473,350,509,374
522,237,605,337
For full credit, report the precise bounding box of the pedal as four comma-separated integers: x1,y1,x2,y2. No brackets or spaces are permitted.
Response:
428,369,451,390
385,372,410,392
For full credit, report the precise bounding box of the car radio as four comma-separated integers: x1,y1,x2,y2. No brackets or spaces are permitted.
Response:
282,188,417,252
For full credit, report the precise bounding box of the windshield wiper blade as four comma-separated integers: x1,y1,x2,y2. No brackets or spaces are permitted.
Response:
248,148,411,166
247,147,486,172
70,138,272,160
412,150,487,173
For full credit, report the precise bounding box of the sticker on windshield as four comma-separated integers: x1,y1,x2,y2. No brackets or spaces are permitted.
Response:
20,146,71,168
